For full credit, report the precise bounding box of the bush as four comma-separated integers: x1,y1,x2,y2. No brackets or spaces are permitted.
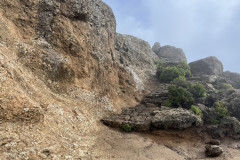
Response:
191,105,202,116
122,123,132,132
187,82,206,98
214,101,230,117
177,61,191,77
171,76,188,88
159,66,185,83
211,119,220,125
221,83,233,90
156,61,191,83
167,84,194,108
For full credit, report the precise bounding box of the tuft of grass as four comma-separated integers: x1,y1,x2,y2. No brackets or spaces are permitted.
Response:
191,105,202,116
211,119,220,125
122,123,132,132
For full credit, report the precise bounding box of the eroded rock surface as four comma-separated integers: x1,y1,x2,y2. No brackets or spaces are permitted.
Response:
102,105,202,131
115,34,159,90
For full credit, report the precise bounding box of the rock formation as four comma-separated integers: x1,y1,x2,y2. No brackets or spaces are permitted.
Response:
1,0,240,159
115,34,159,90
153,44,187,62
189,56,223,76
102,105,202,132
222,71,240,89
152,42,161,53
0,0,139,159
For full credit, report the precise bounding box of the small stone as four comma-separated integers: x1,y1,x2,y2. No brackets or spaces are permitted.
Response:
205,145,223,157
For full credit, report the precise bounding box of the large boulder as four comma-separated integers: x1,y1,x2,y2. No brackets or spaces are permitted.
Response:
153,45,187,62
102,106,202,131
152,108,202,129
189,56,223,76
115,34,159,90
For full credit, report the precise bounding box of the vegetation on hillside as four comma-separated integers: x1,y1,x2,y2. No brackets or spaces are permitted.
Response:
156,60,191,83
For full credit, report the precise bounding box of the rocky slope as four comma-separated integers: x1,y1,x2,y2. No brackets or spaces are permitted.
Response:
1,0,240,159
0,0,141,159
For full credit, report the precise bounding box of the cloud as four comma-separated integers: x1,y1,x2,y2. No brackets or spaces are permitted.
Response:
103,0,240,73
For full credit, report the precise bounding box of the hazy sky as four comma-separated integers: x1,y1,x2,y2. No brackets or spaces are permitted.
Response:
103,0,240,73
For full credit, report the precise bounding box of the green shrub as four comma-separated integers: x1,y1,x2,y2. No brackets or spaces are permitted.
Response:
171,76,188,87
221,83,233,90
156,61,191,83
211,119,220,125
187,82,206,98
167,84,194,108
159,66,185,82
156,59,164,77
214,101,230,117
177,61,191,77
191,105,202,116
122,123,132,132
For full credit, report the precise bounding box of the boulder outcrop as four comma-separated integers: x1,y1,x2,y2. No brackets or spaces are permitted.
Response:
115,34,159,90
189,56,223,76
102,105,202,131
152,42,161,54
153,44,187,62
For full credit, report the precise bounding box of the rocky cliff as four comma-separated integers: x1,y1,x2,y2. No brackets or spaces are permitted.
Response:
115,34,159,90
0,0,141,159
1,0,240,159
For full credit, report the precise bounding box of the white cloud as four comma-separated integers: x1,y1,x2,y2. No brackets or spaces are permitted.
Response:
104,0,240,72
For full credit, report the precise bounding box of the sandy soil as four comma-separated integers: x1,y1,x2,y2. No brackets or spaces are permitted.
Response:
90,125,240,160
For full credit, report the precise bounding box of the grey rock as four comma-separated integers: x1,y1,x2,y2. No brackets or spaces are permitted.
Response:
189,56,223,76
152,108,202,129
198,104,217,124
205,145,223,157
152,42,161,54
219,117,240,139
211,89,240,121
115,34,159,90
222,71,240,89
155,45,187,62
102,106,201,132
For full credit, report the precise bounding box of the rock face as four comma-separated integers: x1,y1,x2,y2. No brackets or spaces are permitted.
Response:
153,45,187,62
1,0,138,100
102,105,202,131
189,56,223,76
115,34,159,90
222,71,240,89
0,0,138,159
